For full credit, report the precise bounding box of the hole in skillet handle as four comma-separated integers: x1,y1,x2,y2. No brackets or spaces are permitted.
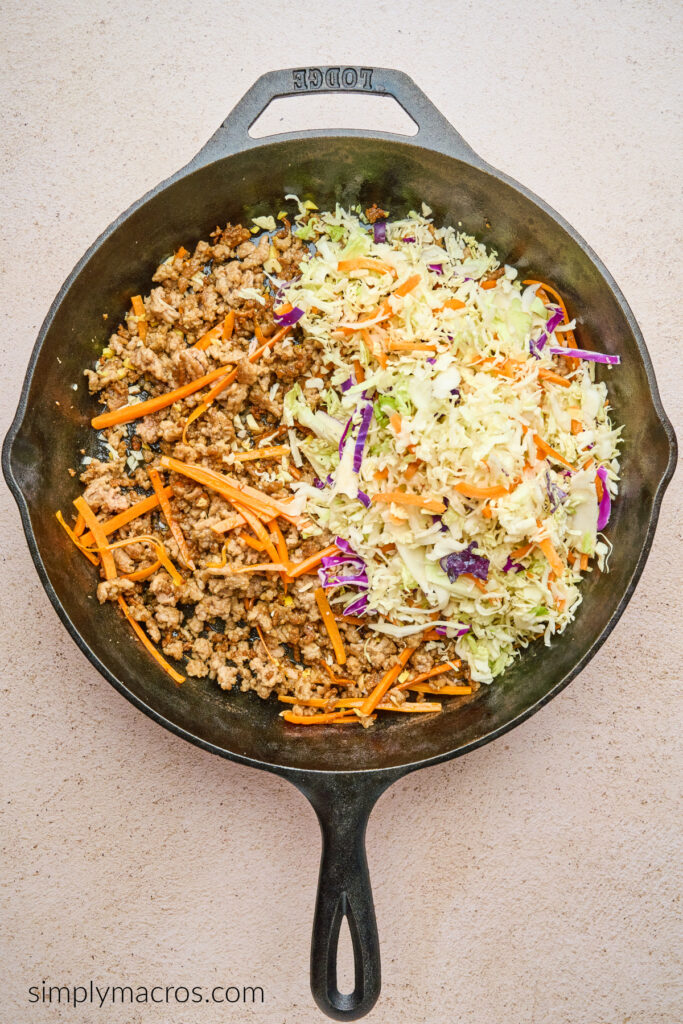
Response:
249,92,418,139
298,772,395,1021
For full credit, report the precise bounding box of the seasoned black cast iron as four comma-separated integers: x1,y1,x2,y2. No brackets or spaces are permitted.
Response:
3,67,676,1020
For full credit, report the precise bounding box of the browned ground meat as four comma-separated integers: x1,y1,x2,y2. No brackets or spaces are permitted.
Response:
75,221,471,715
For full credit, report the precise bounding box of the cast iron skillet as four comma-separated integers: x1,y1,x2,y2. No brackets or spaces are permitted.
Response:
3,67,676,1020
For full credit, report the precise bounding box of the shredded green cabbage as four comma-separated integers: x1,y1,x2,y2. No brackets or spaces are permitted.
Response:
277,202,622,683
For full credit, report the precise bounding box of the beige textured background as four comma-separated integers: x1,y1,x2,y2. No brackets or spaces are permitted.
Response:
2,2,681,1022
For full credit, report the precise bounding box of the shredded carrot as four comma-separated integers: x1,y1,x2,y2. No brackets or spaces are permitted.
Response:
222,309,235,340
314,587,346,666
121,559,162,582
353,359,365,384
337,257,397,277
571,419,582,435
193,312,235,351
360,646,418,716
288,544,339,579
393,273,421,298
339,305,392,335
580,553,589,572
73,497,117,579
480,279,497,290
404,460,421,481
510,542,534,561
406,683,473,696
481,504,494,519
373,492,446,514
117,596,184,684
232,445,290,463
238,533,266,553
232,502,280,563
538,368,571,389
595,474,604,502
361,326,388,367
91,364,231,429
219,562,289,575
373,467,389,482
269,520,290,569
56,510,99,565
334,615,367,626
386,341,438,353
522,280,576,346
389,412,402,433
534,434,574,470
454,482,509,500
255,624,276,664
396,662,460,691
281,710,364,725
147,467,195,570
73,513,85,537
205,544,227,569
277,695,441,713
320,662,355,686
159,455,297,524
80,486,174,547
131,295,147,341
174,246,189,260
462,573,488,592
536,521,565,576
210,513,247,535
95,534,182,586
435,298,466,312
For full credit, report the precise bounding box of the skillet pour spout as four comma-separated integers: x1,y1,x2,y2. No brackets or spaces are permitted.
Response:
3,67,676,1020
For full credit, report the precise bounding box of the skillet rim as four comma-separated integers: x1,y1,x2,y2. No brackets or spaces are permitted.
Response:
2,133,677,781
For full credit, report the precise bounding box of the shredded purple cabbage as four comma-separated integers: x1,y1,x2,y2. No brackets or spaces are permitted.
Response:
503,556,525,573
321,554,363,570
427,263,443,274
344,594,368,616
373,221,387,244
545,469,568,513
328,574,369,588
402,236,416,243
548,346,620,365
530,308,566,359
439,543,489,582
340,376,353,392
435,625,471,637
353,403,374,472
273,305,304,327
596,465,611,530
357,489,371,508
334,537,356,555
338,416,353,458
427,356,437,365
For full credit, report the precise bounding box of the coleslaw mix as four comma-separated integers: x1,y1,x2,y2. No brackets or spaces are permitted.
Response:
269,199,622,684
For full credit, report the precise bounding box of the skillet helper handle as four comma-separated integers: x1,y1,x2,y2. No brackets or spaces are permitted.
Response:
298,774,391,1021
188,65,480,165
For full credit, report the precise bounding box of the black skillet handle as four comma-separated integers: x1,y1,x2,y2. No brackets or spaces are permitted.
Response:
187,65,482,167
293,772,395,1021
